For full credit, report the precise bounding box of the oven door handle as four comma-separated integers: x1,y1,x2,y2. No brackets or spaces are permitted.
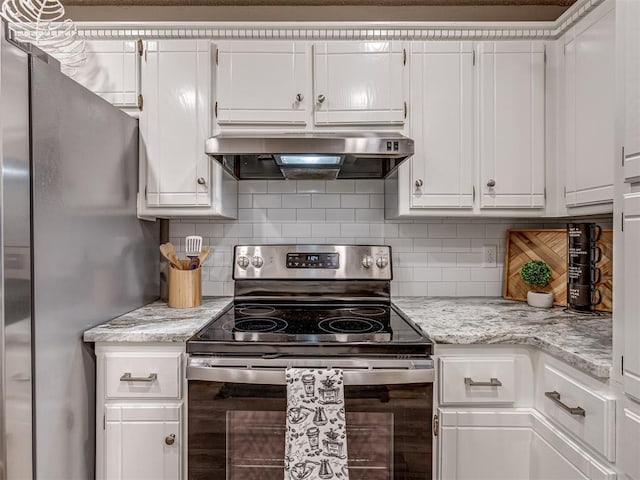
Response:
187,365,434,385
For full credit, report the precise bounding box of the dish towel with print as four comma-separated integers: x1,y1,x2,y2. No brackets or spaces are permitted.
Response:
284,368,349,480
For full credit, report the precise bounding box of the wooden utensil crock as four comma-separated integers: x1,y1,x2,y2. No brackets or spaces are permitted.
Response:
168,260,201,308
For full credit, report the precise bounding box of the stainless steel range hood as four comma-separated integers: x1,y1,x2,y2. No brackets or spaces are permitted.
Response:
205,132,414,180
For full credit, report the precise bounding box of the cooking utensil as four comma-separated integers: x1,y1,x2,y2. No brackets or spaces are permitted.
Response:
159,242,182,270
186,236,203,269
197,246,211,267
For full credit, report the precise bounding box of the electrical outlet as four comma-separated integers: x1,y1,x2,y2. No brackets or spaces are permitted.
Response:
483,245,497,268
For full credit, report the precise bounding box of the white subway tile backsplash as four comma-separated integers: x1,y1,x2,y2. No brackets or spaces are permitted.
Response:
283,223,312,237
238,208,267,223
268,209,297,222
341,224,369,237
267,180,297,193
341,194,370,208
297,209,326,222
442,268,471,282
428,282,457,296
283,194,311,209
297,180,326,193
356,209,384,223
326,208,355,222
224,224,253,237
326,180,355,193
253,194,282,209
195,223,224,237
312,194,341,208
312,223,341,237
399,224,428,238
170,179,561,298
428,224,458,238
239,180,267,194
355,179,384,194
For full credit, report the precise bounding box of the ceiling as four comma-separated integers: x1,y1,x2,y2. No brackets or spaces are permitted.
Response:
62,0,577,22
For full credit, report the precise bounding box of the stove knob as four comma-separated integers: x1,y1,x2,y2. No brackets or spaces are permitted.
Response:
362,255,374,269
376,257,389,269
251,256,264,268
236,255,250,269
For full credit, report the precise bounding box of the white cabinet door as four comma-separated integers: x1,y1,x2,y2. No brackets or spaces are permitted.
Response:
438,409,531,480
216,41,308,125
564,2,615,207
479,41,545,209
620,403,640,480
624,0,640,182
313,41,405,125
410,42,474,209
73,40,141,108
140,40,211,207
104,403,181,480
623,193,640,401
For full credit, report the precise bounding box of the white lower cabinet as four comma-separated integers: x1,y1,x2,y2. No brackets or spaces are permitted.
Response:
105,404,181,480
436,347,617,480
96,344,185,480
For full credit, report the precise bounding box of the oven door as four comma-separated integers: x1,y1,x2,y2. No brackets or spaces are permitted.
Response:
187,357,434,480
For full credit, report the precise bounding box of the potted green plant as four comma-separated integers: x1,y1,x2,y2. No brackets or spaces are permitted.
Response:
520,260,554,308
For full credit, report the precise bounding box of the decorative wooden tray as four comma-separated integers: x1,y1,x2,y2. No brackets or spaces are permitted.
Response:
503,229,612,312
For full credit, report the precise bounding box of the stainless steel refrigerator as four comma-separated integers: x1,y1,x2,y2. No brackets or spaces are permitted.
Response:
0,22,160,480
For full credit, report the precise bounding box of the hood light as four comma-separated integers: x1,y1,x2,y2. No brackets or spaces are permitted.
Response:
277,155,343,166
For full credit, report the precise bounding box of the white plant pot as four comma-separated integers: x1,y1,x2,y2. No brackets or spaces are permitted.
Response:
527,291,554,308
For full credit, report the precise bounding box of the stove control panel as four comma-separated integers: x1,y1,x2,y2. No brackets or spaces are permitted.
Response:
287,252,339,269
233,245,392,280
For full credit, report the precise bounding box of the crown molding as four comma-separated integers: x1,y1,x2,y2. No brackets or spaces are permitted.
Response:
70,0,603,41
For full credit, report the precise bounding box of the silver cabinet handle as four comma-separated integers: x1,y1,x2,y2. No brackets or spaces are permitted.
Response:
415,179,424,188
487,179,496,187
317,94,326,103
464,377,502,387
165,434,176,446
120,372,158,382
197,177,206,185
296,93,304,102
545,391,586,417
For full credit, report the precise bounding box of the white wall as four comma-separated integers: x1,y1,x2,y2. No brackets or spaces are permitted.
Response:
169,179,607,297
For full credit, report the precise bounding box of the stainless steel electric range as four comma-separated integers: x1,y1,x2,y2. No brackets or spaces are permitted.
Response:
186,245,434,480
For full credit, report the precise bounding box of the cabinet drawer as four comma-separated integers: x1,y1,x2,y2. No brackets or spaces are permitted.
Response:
439,357,516,405
104,352,182,399
541,365,615,461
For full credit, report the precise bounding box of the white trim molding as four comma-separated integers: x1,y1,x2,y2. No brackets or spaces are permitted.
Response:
72,0,604,41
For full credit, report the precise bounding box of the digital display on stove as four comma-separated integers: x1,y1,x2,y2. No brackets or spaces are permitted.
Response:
286,252,339,269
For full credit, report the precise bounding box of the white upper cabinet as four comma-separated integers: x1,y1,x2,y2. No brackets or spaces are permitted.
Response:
215,41,308,125
409,42,474,209
141,40,211,208
623,193,640,401
479,41,545,209
563,0,615,207
624,0,640,183
313,41,406,125
73,40,141,109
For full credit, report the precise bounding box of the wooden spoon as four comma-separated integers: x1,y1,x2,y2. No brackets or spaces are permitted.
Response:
198,246,211,266
159,242,182,270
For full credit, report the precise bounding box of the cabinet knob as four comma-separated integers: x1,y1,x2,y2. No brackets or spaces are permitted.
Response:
165,434,176,446
415,179,424,188
486,179,496,188
317,94,326,104
296,93,304,102
197,177,206,185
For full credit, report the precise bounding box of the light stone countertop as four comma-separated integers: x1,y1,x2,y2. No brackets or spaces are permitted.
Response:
83,296,612,378
393,297,612,379
82,297,233,343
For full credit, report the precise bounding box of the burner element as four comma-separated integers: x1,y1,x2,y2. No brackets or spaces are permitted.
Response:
348,307,387,317
226,317,288,333
317,317,385,334
236,305,277,316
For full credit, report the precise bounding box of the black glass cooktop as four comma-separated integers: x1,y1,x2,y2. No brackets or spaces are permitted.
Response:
189,302,429,346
